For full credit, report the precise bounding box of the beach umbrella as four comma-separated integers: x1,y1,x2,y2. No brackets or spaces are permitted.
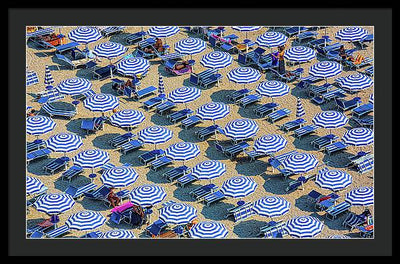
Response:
284,46,316,64
72,149,110,173
189,221,228,239
232,26,262,39
336,73,374,93
200,51,233,70
56,77,92,96
342,128,374,147
174,37,207,59
109,109,145,130
147,26,180,44
93,41,128,61
312,111,349,134
369,93,374,104
26,115,56,137
44,65,54,89
252,196,291,218
102,230,136,239
196,102,230,124
68,26,102,46
84,93,119,114
116,57,150,77
159,203,197,225
256,80,290,102
256,31,288,49
191,160,226,182
34,193,75,215
100,166,139,188
227,67,261,89
130,184,167,207
158,73,165,96
26,176,46,195
315,169,353,191
223,118,259,141
326,234,351,239
165,142,200,163
345,187,374,206
65,211,106,231
254,134,288,154
138,126,173,148
221,176,258,200
45,133,83,156
168,86,201,109
285,216,324,238
309,61,342,83
335,27,369,42
296,97,305,118
282,153,319,174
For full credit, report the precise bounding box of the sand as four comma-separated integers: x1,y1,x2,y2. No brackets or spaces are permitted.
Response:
26,26,374,239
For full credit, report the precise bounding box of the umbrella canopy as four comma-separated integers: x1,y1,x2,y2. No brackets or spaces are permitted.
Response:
147,26,180,38
100,166,139,188
102,230,136,239
252,196,291,218
159,203,197,225
223,119,259,141
256,80,290,99
65,211,106,231
326,234,351,239
345,187,374,206
72,149,110,169
93,41,128,60
254,134,288,154
44,65,54,88
335,27,369,42
188,221,228,239
296,97,305,118
26,176,46,195
109,109,145,129
130,184,167,207
191,160,226,180
26,115,56,136
165,142,200,161
174,37,206,55
282,153,319,174
315,169,353,191
255,32,288,48
284,46,316,63
309,61,342,79
369,93,374,104
68,26,102,44
285,216,324,238
138,126,173,145
84,93,119,113
227,67,261,85
196,102,230,121
200,51,233,69
232,26,262,32
116,57,150,77
312,111,349,129
45,133,83,154
336,73,374,93
56,77,93,96
342,128,374,147
34,193,75,215
168,86,201,104
221,176,258,198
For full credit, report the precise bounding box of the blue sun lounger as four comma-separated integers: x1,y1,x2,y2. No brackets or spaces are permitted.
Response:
43,157,69,175
311,134,339,150
119,139,144,154
268,150,298,178
236,94,262,108
295,31,318,43
83,185,111,201
225,202,255,222
196,125,221,140
362,66,374,77
45,225,70,238
296,76,324,90
176,173,198,187
109,132,136,148
36,89,65,104
199,73,223,89
189,68,218,86
26,70,39,86
139,149,165,165
307,37,332,49
266,108,291,123
311,88,346,105
352,115,373,128
325,201,351,220
93,65,116,80
345,152,372,167
324,141,348,155
133,86,157,100
27,218,55,236
335,97,362,111
156,101,176,115
227,88,251,102
61,165,83,182
286,173,319,192
280,118,307,132
41,102,77,119
201,190,226,206
81,117,105,134
224,142,250,159
64,182,97,199
245,149,271,162
308,83,333,97
126,31,147,45
27,148,52,164
344,57,373,70
27,139,46,153
149,156,173,171
163,165,191,182
254,102,279,117
146,219,168,237
272,68,304,82
180,115,202,129
258,221,287,238
284,26,308,37
189,184,218,200
143,96,165,110
169,109,193,123
343,210,371,230
81,231,104,238
100,26,125,37
352,103,373,118
315,193,340,211
293,124,319,139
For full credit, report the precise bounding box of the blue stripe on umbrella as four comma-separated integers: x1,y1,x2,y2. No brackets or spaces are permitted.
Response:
65,211,106,231
282,153,319,174
315,169,352,191
335,27,369,42
26,115,56,136
345,187,374,206
109,109,145,128
34,193,75,215
296,97,305,118
68,26,102,44
100,166,139,188
309,61,342,79
232,26,262,32
227,67,261,84
189,221,228,238
256,80,290,98
337,73,373,92
196,102,230,121
138,126,173,145
102,230,136,239
56,77,93,95
165,142,200,161
116,57,150,77
174,38,207,55
168,86,201,104
45,133,83,153
93,42,128,60
254,134,288,154
191,160,226,180
159,203,197,225
72,149,110,169
224,119,259,141
342,128,374,146
130,184,167,207
369,93,374,104
253,196,291,218
221,176,258,198
200,51,233,69
284,46,316,63
84,93,119,112
312,111,348,129
256,32,288,48
147,26,180,38
44,65,54,88
327,234,351,239
26,176,45,195
285,216,324,238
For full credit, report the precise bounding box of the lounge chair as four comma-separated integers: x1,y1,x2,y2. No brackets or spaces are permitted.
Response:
201,190,226,206
226,88,251,102
200,74,223,89
119,139,144,154
225,202,255,223
164,60,192,76
266,108,291,123
71,89,96,101
258,221,285,238
295,31,318,43
224,142,250,159
362,66,374,77
280,118,307,132
156,101,176,115
64,182,97,199
307,36,332,49
26,148,52,164
41,102,77,119
176,173,198,187
308,83,334,97
236,94,262,108
84,185,111,201
311,134,339,150
293,124,319,139
138,149,165,165
296,75,324,90
189,184,218,200
36,89,65,104
195,125,221,140
55,53,96,70
272,68,304,83
81,231,104,238
143,96,165,110
61,165,83,182
245,149,271,162
93,65,116,80
325,201,351,220
108,132,136,148
343,209,371,230
316,42,342,56
180,115,202,129
307,190,324,204
45,225,70,238
27,218,55,236
100,26,125,37
125,31,147,45
344,57,373,70
254,102,279,117
163,165,191,182
285,173,318,192
169,109,194,123
357,224,374,238
27,139,46,153
148,156,173,171
267,150,299,178
188,69,218,86
355,157,374,174
146,219,168,238
335,97,362,111
311,88,346,105
26,70,39,86
43,157,69,175
133,86,157,100
324,141,348,155
315,193,340,211
352,103,373,118
284,26,308,37
355,34,374,49
80,117,105,134
346,152,373,169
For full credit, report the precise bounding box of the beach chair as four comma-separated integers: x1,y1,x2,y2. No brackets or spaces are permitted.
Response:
41,102,76,119
126,31,147,45
254,102,279,117
81,231,104,238
236,94,262,108
27,139,46,153
180,115,202,129
164,165,191,182
352,115,374,129
83,185,111,202
280,118,307,132
272,68,304,83
80,117,105,134
92,65,116,80
109,132,136,148
138,149,165,165
352,103,373,118
189,184,218,200
268,158,294,179
362,66,374,77
335,97,362,111
311,134,339,150
357,224,374,238
295,76,324,90
200,74,223,89
156,101,176,115
307,36,332,49
266,108,291,123
258,221,287,238
100,26,125,37
36,89,65,104
225,202,255,222
343,209,371,230
308,83,333,97
169,109,194,124
201,190,226,206
119,139,144,154
26,70,39,86
311,88,346,105
45,225,70,238
245,149,271,162
264,224,288,239
346,152,373,170
286,173,318,192
133,86,157,100
195,125,221,140
224,142,250,159
226,88,251,102
325,201,351,220
284,26,308,37
176,173,198,187
356,157,374,174
43,157,69,175
295,31,318,43
55,53,95,70
344,57,373,70
293,124,319,139
164,60,192,76
146,219,168,238
71,89,96,102
324,141,348,155
316,42,342,56
64,182,97,199
28,147,51,164
315,193,340,211
61,165,83,182
307,190,324,204
148,156,173,171
143,96,165,110
27,218,55,236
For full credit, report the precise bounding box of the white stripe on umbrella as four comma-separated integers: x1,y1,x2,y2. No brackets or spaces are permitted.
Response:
254,134,288,154
109,109,145,129
196,102,230,122
335,27,369,42
130,184,167,207
65,211,106,231
345,187,374,206
342,128,374,146
159,203,197,225
45,133,83,154
34,193,75,215
285,216,324,238
252,196,291,218
56,77,93,96
26,176,46,195
83,93,119,113
221,176,258,199
189,221,228,238
296,97,305,118
44,65,54,88
165,142,200,162
315,169,352,191
312,111,348,129
100,166,139,188
26,115,56,136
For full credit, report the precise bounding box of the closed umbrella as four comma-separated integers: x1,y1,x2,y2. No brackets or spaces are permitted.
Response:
296,97,305,118
44,65,54,89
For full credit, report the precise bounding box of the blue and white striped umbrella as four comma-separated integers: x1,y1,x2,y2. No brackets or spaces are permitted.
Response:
282,153,319,174
335,27,369,42
109,109,145,128
26,176,45,195
196,102,230,121
315,170,353,191
26,115,56,136
309,61,342,79
56,77,92,96
369,93,374,104
116,57,150,77
224,119,259,141
200,51,233,69
285,216,324,238
138,126,173,145
336,73,374,92
284,46,316,63
327,234,351,239
159,203,197,225
345,187,374,206
165,142,200,161
45,133,83,154
221,176,258,198
191,160,226,180
130,184,167,207
93,42,128,60
65,211,106,231
101,166,139,188
256,80,290,99
232,26,262,32
158,74,165,95
256,32,288,48
254,134,288,154
227,67,261,86
296,97,305,118
34,193,75,215
312,111,349,129
72,149,110,170
189,221,228,239
147,26,180,38
102,229,136,239
68,26,102,44
84,93,119,113
44,65,54,89
253,196,291,218
168,86,201,104
342,128,374,146
174,38,206,56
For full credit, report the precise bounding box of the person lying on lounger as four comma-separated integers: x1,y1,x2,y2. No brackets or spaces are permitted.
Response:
107,188,121,208
174,61,189,71
27,109,37,117
339,45,364,64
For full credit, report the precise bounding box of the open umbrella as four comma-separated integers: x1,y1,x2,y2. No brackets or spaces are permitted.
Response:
138,126,173,148
223,118,259,142
83,93,119,115
72,149,110,174
147,26,180,44
68,26,102,49
34,193,75,216
256,80,290,102
191,160,226,183
65,211,106,232
100,166,139,188
312,111,348,134
342,128,373,147
335,27,369,42
165,142,200,164
116,57,150,78
130,184,167,207
200,51,233,70
159,203,197,225
227,67,261,89
26,176,46,196
221,176,258,203
336,73,373,93
232,26,262,39
253,134,287,154
252,196,291,218
45,133,83,156
284,46,316,65
282,153,319,175
345,187,374,206
174,37,207,59
256,31,288,53
188,221,228,239
168,86,201,109
285,216,324,238
196,102,230,124
109,109,145,130
56,77,93,96
315,169,352,191
102,230,136,239
309,61,342,83
26,115,56,138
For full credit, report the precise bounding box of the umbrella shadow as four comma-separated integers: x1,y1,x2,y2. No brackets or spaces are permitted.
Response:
177,129,202,143
200,201,233,221
237,105,262,120
109,33,131,44
204,141,229,161
309,211,349,231
294,194,317,213
99,82,116,95
235,160,268,177
172,184,199,202
146,168,172,184
210,89,235,104
261,172,289,195
118,149,147,167
157,64,170,78
77,197,108,211
65,118,87,138
27,158,55,176
292,136,319,151
92,133,120,150
75,67,95,79
150,113,172,126
322,151,353,169
232,219,267,238
290,87,309,99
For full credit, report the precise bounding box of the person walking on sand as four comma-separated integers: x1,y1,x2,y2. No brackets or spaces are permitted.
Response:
272,45,286,75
